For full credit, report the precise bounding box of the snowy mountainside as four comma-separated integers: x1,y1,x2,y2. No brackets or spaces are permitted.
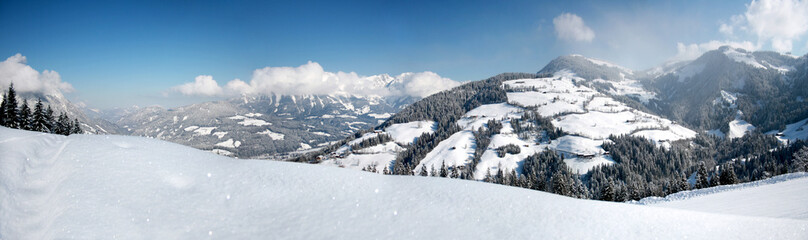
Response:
312,72,696,177
645,46,807,137
115,92,414,159
1,127,805,239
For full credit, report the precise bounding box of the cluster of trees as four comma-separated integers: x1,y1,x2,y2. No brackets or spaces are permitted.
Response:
418,161,461,178
350,133,393,151
495,144,520,158
472,130,807,202
0,84,82,135
511,110,564,141
469,119,502,177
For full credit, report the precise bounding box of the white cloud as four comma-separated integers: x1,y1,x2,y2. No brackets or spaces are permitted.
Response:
553,13,595,43
394,72,460,98
171,75,224,96
0,54,73,95
170,61,459,98
719,23,734,35
670,40,759,62
723,0,808,53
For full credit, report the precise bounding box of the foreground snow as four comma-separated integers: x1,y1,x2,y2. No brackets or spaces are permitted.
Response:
637,172,808,220
1,127,806,239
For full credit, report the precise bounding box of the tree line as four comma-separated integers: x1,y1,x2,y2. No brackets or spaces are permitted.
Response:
0,84,82,135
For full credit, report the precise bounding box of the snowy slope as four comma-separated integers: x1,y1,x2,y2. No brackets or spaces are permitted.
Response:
1,127,806,239
637,173,808,220
771,117,808,143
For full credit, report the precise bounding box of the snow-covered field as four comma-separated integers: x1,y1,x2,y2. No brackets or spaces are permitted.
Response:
1,127,805,239
638,172,808,220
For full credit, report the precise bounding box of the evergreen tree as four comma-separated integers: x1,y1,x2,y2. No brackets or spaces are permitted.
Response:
677,175,690,192
32,99,47,132
19,100,32,130
695,162,709,189
551,171,569,196
419,164,428,176
439,161,448,177
71,119,83,134
601,179,615,201
719,164,738,185
57,113,70,135
450,166,459,178
4,83,19,128
709,172,720,187
45,106,54,133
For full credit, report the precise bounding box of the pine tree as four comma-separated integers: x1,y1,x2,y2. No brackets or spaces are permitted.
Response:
450,166,459,178
44,106,54,133
695,162,709,189
677,175,690,192
551,171,569,196
72,119,82,134
419,164,428,176
439,161,448,177
19,100,32,130
32,99,47,132
57,113,71,135
709,172,720,187
4,83,19,128
719,164,738,185
601,180,615,201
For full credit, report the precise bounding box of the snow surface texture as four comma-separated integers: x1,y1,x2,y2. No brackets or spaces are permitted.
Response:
728,111,755,139
637,172,808,220
384,121,436,145
1,127,805,239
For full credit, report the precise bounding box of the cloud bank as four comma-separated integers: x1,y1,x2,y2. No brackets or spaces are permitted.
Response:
553,13,595,43
171,61,459,98
671,40,759,62
722,0,808,53
0,54,73,95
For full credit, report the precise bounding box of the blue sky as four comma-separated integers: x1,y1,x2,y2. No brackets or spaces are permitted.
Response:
1,0,806,109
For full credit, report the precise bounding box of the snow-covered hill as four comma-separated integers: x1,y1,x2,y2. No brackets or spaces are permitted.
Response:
637,172,808,220
1,127,805,239
318,72,696,176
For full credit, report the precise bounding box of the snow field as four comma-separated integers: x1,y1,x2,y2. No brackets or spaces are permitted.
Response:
638,172,808,220
384,120,436,145
1,127,805,239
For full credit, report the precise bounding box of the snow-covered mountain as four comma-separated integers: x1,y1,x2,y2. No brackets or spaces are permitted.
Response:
644,46,806,136
1,127,805,239
112,75,419,159
308,71,696,177
536,47,808,140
